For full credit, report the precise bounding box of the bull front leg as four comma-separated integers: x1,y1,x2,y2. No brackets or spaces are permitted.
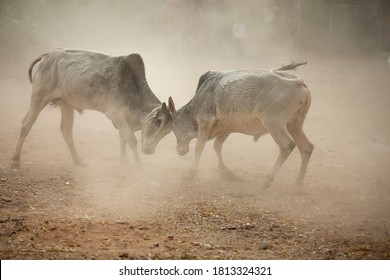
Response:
213,134,229,170
213,134,240,181
188,119,215,178
119,132,129,165
106,109,142,166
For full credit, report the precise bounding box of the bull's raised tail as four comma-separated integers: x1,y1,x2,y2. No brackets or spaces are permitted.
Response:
271,61,307,83
272,61,307,72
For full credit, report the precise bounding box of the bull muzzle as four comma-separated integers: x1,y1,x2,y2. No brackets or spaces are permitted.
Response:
176,144,189,156
141,144,155,155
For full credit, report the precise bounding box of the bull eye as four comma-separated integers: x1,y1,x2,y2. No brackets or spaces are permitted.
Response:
156,119,162,127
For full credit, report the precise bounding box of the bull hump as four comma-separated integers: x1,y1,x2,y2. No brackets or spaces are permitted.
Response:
127,53,143,64
124,54,146,81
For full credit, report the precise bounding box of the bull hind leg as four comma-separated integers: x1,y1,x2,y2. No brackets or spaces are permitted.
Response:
262,122,296,189
288,127,313,185
287,113,314,186
59,101,81,165
12,94,50,169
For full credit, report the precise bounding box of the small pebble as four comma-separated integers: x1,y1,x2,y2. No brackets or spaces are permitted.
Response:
118,253,129,259
2,197,12,202
260,240,270,250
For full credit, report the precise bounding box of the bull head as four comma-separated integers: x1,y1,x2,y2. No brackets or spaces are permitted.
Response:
140,97,176,154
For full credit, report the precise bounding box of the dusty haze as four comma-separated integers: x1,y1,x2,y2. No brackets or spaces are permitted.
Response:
0,0,389,259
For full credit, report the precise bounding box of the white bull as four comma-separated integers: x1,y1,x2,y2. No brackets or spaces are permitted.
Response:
12,48,175,169
170,62,314,189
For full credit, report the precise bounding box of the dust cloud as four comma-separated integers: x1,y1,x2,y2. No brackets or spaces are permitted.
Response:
1,0,389,241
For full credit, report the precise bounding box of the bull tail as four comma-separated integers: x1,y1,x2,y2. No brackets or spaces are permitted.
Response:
272,61,307,72
271,61,307,84
28,52,49,83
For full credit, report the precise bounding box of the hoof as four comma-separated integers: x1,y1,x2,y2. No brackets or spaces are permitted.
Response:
295,178,304,186
261,180,272,191
184,170,197,180
218,168,241,182
134,158,143,167
11,162,20,170
120,157,129,166
74,160,87,167
134,160,143,170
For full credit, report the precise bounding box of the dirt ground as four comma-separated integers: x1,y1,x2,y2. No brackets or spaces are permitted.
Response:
0,54,389,260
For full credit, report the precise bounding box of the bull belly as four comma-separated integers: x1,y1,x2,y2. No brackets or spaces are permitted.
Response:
61,95,109,113
211,118,266,138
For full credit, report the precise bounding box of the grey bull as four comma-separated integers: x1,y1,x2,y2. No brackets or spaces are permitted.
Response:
170,62,314,188
12,48,175,169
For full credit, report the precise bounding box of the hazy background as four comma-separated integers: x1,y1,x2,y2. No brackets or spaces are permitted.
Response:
1,0,388,105
1,0,387,64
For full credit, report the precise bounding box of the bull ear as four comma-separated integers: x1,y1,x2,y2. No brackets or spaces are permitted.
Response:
168,96,176,115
